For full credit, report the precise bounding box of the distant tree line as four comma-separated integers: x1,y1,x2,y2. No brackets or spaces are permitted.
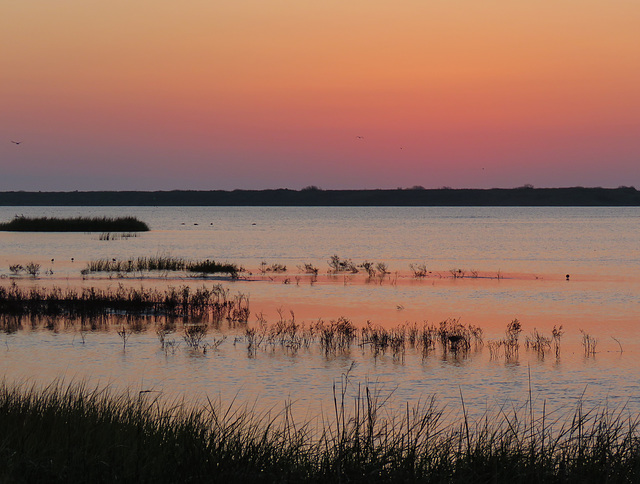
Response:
0,186,638,206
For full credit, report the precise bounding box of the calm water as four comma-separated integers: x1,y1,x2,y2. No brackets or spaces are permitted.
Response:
0,206,639,420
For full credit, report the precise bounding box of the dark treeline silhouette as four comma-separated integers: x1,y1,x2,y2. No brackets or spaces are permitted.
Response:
0,186,639,206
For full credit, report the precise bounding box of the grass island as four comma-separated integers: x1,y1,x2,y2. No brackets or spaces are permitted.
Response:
0,215,149,232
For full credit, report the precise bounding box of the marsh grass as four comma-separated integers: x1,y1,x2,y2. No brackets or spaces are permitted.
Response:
236,315,489,364
409,263,428,278
525,329,552,358
298,263,319,275
0,283,249,324
581,330,598,356
0,380,638,483
0,215,149,232
87,256,240,277
98,232,138,241
259,261,287,273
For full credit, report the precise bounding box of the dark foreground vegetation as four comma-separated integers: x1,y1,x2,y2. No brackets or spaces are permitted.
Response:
0,215,149,232
0,186,639,206
0,381,638,483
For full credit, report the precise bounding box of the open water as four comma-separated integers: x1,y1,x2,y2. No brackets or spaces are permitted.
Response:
0,206,639,421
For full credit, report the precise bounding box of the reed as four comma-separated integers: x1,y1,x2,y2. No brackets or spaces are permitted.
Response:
409,263,428,278
525,329,552,357
0,215,149,232
98,232,138,241
87,256,240,277
581,330,598,356
25,262,41,278
297,263,319,275
328,255,358,274
0,283,249,323
259,261,287,274
0,380,637,483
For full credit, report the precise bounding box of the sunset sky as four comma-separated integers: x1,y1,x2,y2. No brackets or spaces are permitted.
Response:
2,0,639,190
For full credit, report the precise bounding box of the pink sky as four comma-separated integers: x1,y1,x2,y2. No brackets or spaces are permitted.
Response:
2,0,639,190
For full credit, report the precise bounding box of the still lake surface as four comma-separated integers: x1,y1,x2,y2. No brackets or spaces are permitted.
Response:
0,206,639,421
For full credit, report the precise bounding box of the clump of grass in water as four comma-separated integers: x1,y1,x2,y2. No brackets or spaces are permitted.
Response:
581,329,598,356
0,283,250,324
409,263,428,278
0,380,638,483
187,260,240,277
98,232,138,241
87,256,240,277
0,215,149,232
259,261,287,274
552,325,564,357
327,254,359,274
525,328,552,358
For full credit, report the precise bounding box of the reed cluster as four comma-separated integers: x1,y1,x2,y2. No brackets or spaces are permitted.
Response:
98,232,138,240
0,380,637,482
0,215,149,232
87,256,240,277
0,283,249,323
238,314,486,362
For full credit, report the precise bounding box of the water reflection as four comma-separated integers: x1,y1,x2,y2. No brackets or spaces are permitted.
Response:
0,308,637,422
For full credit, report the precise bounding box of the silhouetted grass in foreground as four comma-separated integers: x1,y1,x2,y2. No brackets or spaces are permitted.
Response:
87,256,240,277
0,381,638,483
0,215,149,232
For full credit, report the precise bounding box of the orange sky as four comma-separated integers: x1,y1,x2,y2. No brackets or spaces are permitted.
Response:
2,0,639,189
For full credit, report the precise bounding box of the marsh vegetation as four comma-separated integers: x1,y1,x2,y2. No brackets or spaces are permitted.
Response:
0,215,149,232
0,380,637,483
86,256,240,277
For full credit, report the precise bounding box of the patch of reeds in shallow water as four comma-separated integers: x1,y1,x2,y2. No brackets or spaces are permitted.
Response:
0,283,249,323
0,215,149,232
0,380,637,483
87,256,240,277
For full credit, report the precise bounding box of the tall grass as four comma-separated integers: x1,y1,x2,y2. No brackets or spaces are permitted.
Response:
0,380,637,482
0,215,149,232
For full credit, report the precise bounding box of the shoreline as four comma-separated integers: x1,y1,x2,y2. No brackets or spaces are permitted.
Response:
1,186,640,206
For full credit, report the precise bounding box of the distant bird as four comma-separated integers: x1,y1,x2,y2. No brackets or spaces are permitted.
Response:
10,140,21,145
356,136,364,140
566,274,570,281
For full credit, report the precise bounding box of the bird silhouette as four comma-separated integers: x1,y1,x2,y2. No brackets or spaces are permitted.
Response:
10,140,21,145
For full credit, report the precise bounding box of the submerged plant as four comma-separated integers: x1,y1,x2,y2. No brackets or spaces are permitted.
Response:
409,263,428,278
117,326,131,349
297,263,319,276
525,329,552,358
328,255,358,274
552,325,564,357
581,329,597,356
8,265,23,276
25,262,40,278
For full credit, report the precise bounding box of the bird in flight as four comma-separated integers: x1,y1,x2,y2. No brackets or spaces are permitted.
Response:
355,135,364,140
10,140,21,145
